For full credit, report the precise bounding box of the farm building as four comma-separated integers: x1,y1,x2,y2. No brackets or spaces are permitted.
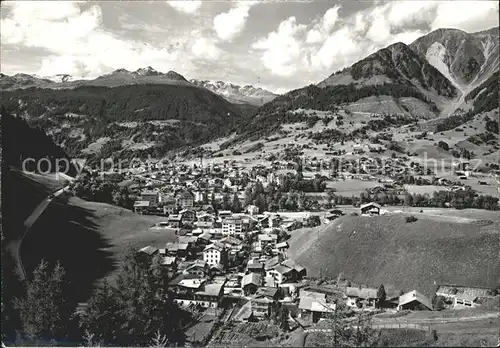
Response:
345,287,378,308
398,290,433,311
360,202,381,215
242,273,262,296
298,290,336,323
435,284,498,309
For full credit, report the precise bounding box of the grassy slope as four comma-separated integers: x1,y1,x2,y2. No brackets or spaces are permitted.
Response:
288,213,500,297
21,195,177,303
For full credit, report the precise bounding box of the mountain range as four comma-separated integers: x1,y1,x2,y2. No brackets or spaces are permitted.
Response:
0,26,498,160
0,67,276,107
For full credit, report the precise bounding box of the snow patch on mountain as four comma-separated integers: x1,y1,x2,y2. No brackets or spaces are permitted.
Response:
190,79,277,106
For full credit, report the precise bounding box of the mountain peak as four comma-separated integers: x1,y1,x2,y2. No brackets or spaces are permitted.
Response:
165,70,187,81
134,66,161,76
112,68,131,74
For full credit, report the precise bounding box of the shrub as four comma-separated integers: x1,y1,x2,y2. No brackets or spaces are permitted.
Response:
437,141,449,151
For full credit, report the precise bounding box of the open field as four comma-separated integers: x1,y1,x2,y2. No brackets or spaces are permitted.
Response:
288,212,500,297
21,195,176,302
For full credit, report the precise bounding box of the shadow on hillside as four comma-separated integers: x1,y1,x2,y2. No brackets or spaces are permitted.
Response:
20,194,117,304
2,169,58,241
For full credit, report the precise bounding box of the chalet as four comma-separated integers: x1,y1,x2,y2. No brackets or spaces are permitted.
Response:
298,290,336,323
201,204,215,214
162,256,177,268
137,246,158,263
247,261,265,275
242,273,262,296
218,210,232,219
398,290,433,311
177,190,194,209
140,190,159,206
435,285,498,309
345,287,378,308
195,282,225,308
209,263,225,277
246,205,259,216
203,242,229,269
276,241,289,254
250,287,280,318
360,202,381,215
180,209,197,224
173,278,225,309
165,242,190,258
168,215,182,228
183,260,210,278
266,264,296,287
281,259,306,279
163,202,177,215
258,233,278,250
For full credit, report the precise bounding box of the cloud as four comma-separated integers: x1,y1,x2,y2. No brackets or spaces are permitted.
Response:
253,0,499,83
0,1,201,77
166,0,202,14
305,5,341,44
252,16,307,77
213,1,256,41
191,36,222,60
431,1,499,32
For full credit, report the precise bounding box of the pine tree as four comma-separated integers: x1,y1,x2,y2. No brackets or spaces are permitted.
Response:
79,280,122,345
14,260,73,345
377,284,387,304
231,192,242,213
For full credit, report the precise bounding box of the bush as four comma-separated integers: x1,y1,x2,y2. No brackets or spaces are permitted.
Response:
437,141,449,151
406,215,418,223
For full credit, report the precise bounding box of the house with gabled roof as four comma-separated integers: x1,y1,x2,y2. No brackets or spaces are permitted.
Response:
242,273,262,296
360,202,381,215
202,242,228,269
398,290,433,311
298,290,336,323
345,287,378,308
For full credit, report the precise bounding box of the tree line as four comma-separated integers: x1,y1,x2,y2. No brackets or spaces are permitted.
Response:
5,251,191,346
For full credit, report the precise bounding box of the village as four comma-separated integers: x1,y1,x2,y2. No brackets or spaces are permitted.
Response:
98,155,500,345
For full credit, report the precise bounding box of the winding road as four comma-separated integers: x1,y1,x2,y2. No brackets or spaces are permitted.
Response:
6,172,74,281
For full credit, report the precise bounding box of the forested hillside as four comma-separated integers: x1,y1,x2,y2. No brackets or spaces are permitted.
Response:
1,84,247,159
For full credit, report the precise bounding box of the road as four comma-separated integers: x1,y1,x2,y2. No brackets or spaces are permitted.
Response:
7,176,73,281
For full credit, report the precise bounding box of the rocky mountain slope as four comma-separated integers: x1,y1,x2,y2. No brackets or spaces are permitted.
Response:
189,79,277,106
229,27,498,143
410,27,499,115
410,27,499,92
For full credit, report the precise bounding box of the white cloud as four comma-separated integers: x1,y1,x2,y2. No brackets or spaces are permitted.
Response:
213,1,256,41
431,1,499,32
306,29,323,44
322,6,341,32
310,27,364,71
386,1,437,28
252,16,307,77
305,5,341,44
0,2,196,78
191,37,222,60
166,0,202,14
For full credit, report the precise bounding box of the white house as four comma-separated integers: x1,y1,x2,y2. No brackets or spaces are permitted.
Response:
202,242,228,269
222,217,244,235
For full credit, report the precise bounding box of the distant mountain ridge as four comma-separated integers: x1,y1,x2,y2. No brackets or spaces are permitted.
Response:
0,68,276,106
189,79,277,106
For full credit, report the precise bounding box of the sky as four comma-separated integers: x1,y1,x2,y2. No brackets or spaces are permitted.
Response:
1,0,499,93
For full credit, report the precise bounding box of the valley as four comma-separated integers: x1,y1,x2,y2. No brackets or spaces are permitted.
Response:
1,23,499,347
